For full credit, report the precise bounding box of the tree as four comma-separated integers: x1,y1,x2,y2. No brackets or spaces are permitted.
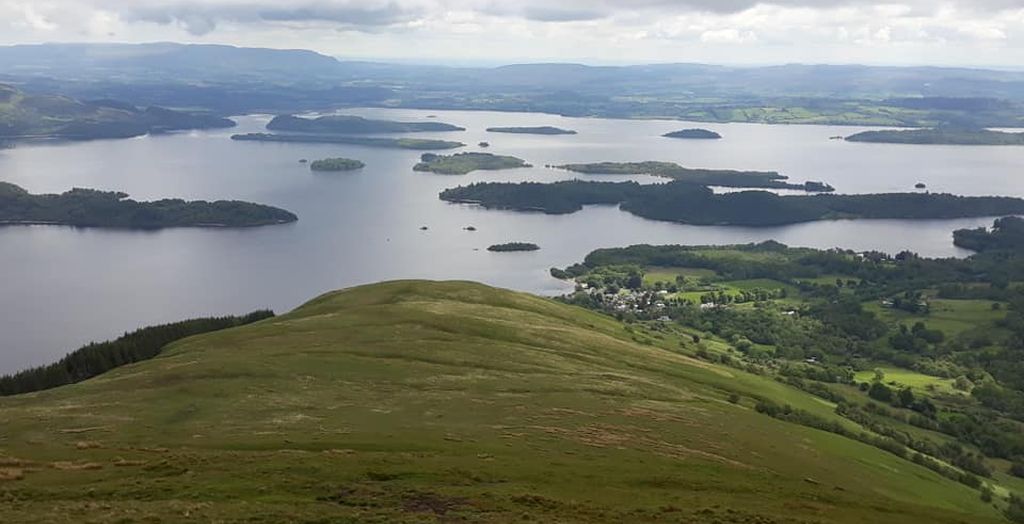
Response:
897,387,916,408
869,382,894,403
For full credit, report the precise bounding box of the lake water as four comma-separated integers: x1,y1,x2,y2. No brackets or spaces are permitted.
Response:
2,108,1022,374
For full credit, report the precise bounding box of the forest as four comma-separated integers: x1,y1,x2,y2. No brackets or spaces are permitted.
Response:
0,181,297,228
231,133,465,150
847,127,1024,145
439,180,1024,226
554,161,834,192
0,310,274,396
414,152,530,175
267,114,464,134
309,157,365,172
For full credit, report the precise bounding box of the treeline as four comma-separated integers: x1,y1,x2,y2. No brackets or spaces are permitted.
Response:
0,311,274,396
267,114,464,134
954,216,1024,252
0,182,297,228
846,127,1024,145
439,180,1024,226
553,161,833,192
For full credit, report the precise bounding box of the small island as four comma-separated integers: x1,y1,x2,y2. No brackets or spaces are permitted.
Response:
663,128,722,140
440,180,1024,226
555,161,833,192
479,141,490,148
915,183,927,189
414,152,531,175
488,242,540,252
232,133,465,150
486,126,577,135
267,114,465,134
309,157,365,172
0,182,296,229
846,127,1024,145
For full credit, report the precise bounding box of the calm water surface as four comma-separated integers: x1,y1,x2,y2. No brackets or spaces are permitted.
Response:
1,108,1021,373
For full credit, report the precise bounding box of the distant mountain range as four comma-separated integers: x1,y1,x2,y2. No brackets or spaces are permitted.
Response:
2,43,1024,126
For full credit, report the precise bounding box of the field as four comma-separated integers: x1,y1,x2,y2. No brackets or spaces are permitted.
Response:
0,281,1004,523
866,298,1004,338
854,367,963,396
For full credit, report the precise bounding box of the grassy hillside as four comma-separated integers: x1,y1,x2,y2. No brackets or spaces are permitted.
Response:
0,281,1005,523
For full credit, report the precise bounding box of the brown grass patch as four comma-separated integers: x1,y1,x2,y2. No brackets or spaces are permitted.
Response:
75,440,103,450
0,468,24,481
113,458,147,467
50,461,104,471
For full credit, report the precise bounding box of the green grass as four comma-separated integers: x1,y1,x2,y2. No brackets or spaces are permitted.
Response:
642,266,717,285
854,367,962,396
0,281,1004,523
866,299,1004,338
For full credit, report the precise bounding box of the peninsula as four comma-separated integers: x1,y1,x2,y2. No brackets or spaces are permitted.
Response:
0,83,234,140
0,181,297,228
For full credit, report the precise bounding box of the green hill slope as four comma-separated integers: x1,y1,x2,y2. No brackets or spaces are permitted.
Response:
0,281,1005,523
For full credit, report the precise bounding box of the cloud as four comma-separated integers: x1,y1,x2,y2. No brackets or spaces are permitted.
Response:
0,0,1022,66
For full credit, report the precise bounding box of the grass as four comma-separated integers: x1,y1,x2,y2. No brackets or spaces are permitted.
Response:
0,281,1005,523
854,367,962,396
866,298,1005,338
642,266,717,286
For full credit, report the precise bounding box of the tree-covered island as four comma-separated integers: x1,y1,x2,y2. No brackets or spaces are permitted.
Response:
309,157,365,171
267,114,464,133
954,216,1024,252
486,126,577,135
847,127,1024,145
0,181,297,228
231,133,465,150
439,180,1024,226
487,242,540,252
414,152,531,175
663,128,722,139
555,161,834,192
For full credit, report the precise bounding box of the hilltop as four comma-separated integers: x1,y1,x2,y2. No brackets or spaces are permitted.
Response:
0,281,1003,523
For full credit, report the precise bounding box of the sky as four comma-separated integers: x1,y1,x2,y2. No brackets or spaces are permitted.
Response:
2,1,1023,67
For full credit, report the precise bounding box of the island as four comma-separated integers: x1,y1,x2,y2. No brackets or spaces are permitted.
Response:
663,128,722,139
555,161,834,192
916,183,927,189
414,152,531,175
0,84,235,140
439,180,1024,226
479,141,490,147
486,126,577,135
846,127,1024,145
231,133,465,150
488,242,540,252
267,114,464,134
954,217,1024,252
309,157,365,172
0,181,297,228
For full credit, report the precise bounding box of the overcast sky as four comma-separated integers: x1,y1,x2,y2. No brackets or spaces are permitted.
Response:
2,1,1023,67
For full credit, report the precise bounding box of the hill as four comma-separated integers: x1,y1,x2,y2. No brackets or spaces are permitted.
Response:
0,83,234,140
0,281,1004,523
